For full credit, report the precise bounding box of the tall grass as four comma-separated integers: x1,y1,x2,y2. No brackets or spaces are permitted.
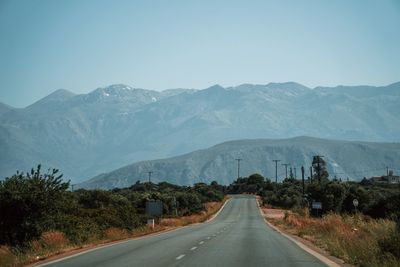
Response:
281,211,399,267
103,228,130,241
0,246,17,267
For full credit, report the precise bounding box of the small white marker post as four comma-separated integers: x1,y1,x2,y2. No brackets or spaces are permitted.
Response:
353,199,359,213
147,218,155,229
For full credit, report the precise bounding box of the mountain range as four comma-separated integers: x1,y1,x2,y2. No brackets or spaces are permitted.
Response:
78,136,400,189
1,82,399,183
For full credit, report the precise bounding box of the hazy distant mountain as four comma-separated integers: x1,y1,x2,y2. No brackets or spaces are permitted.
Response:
78,136,400,189
1,82,399,182
0,102,14,115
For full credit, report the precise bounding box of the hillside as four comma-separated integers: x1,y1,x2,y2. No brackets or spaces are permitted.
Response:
1,82,400,182
78,137,400,189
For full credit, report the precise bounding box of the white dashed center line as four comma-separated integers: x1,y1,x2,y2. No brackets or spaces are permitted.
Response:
176,254,185,260
199,241,204,245
207,236,211,239
191,246,197,251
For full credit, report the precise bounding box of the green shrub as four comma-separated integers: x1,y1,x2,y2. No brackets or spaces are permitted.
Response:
379,231,400,260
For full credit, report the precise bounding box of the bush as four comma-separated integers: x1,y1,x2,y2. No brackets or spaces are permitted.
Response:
264,181,302,209
379,231,400,259
1,166,227,253
0,165,69,246
60,215,102,244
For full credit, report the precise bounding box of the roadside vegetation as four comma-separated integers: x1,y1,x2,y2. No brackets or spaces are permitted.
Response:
2,159,399,267
227,157,400,267
0,165,226,267
280,211,399,267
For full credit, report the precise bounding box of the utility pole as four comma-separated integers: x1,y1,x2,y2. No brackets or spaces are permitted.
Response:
310,166,313,183
71,184,75,192
273,159,281,183
386,166,389,177
235,159,242,180
173,196,178,216
148,171,153,183
315,155,324,184
282,163,290,179
301,166,305,195
294,167,297,179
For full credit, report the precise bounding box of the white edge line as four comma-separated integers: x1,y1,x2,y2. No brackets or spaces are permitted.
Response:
36,224,190,266
176,254,185,260
190,246,197,250
205,197,231,223
36,198,231,266
256,199,340,267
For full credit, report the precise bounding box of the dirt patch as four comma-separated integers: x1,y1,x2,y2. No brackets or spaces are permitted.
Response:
262,208,287,220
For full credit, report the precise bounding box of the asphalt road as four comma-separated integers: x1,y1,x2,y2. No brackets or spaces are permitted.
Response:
43,195,326,267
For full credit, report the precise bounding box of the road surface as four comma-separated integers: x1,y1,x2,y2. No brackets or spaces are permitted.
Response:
42,195,326,267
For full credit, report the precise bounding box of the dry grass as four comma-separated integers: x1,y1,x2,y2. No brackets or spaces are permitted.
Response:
274,210,399,267
0,246,17,267
0,232,70,267
103,228,130,241
160,200,225,227
39,231,69,251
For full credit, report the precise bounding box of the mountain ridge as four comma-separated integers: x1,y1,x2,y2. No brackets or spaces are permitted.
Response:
78,136,400,189
1,82,399,182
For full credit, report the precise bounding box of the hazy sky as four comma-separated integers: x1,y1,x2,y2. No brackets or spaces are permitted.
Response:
1,0,399,107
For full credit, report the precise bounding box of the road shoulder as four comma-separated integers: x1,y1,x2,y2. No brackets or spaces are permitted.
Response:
257,201,351,267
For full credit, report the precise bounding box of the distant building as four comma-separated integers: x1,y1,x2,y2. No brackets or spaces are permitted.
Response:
369,170,400,184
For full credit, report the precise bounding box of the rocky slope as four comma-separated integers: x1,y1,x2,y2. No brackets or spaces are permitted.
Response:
78,136,400,189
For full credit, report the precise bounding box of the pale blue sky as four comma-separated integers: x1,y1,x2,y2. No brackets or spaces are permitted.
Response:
1,0,399,107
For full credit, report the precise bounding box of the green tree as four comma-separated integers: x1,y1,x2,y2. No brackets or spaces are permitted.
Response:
0,165,69,245
312,155,329,183
322,182,346,212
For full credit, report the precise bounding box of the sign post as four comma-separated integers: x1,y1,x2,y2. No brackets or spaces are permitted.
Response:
312,201,322,217
145,200,163,229
353,199,359,213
